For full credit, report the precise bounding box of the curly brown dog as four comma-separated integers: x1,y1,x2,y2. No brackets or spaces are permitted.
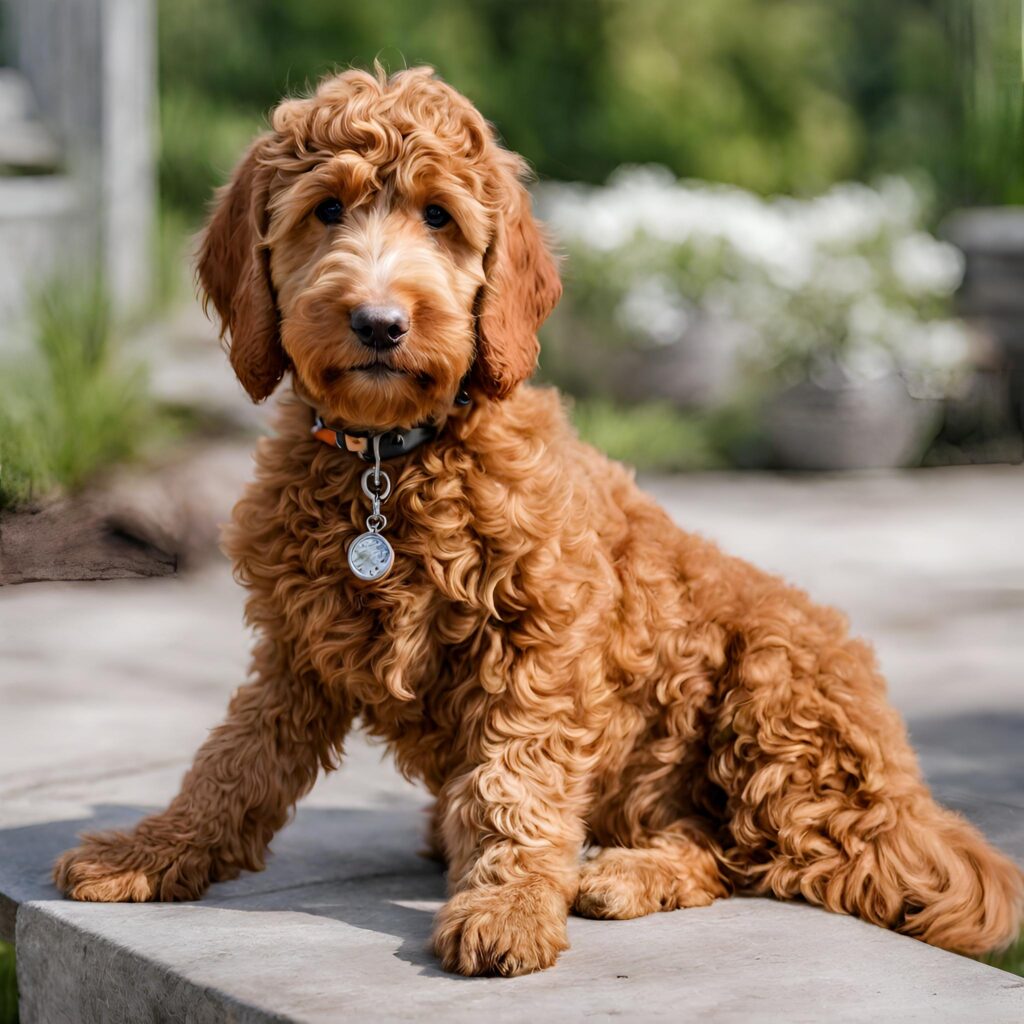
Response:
55,67,1023,976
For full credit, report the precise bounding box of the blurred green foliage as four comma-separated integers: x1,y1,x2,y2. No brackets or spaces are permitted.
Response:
568,396,769,472
158,0,1024,223
0,279,150,510
154,0,1023,472
570,399,723,472
982,928,1024,978
0,942,14,1024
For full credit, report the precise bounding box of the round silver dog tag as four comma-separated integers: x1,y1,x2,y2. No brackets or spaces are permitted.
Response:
348,531,394,581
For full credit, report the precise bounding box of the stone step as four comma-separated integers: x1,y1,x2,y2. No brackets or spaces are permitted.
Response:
0,68,61,172
0,121,62,173
3,468,1024,1021
3,799,1022,1024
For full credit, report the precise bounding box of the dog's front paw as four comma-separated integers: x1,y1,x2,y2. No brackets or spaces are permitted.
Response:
432,880,569,976
54,830,212,903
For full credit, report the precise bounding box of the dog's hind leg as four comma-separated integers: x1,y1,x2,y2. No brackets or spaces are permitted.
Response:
574,824,728,919
712,620,1024,955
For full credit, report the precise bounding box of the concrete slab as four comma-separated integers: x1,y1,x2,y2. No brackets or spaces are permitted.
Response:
2,467,1023,1021
6,805,1024,1023
15,883,1024,1024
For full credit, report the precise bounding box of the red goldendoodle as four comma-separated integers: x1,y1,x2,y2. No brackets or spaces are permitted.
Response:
55,67,1023,976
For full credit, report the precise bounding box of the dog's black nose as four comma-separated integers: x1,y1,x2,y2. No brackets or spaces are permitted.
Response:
350,304,409,350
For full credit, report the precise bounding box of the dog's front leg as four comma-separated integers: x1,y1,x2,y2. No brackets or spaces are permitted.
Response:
431,734,587,976
55,639,352,902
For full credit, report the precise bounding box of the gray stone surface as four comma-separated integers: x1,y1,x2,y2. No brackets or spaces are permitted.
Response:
15,882,1024,1024
1,467,1023,1021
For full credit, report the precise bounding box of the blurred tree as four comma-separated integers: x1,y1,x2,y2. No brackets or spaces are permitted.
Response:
943,0,1024,205
157,0,1023,221
831,0,1024,205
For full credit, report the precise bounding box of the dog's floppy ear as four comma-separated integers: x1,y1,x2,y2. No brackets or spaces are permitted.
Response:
197,135,288,403
474,156,562,399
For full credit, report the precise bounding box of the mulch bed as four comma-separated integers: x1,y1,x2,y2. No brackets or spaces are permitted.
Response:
0,499,175,585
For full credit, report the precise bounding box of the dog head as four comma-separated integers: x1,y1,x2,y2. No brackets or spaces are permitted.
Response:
197,67,562,430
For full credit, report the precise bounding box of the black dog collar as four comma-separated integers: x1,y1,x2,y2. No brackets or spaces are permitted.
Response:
310,378,470,463
311,416,439,462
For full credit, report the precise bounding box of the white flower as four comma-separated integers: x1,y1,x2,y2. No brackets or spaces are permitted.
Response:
839,338,895,382
892,320,971,398
792,183,888,247
847,294,890,339
901,320,971,374
891,233,964,296
877,175,924,229
810,255,875,297
616,276,691,346
540,167,969,399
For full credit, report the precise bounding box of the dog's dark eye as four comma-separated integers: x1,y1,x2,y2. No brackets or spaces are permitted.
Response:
315,198,344,225
424,204,451,229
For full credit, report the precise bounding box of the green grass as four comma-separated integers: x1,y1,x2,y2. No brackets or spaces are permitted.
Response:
153,204,195,313
158,86,262,219
570,399,724,473
0,942,16,1024
982,929,1024,978
0,277,151,510
568,397,772,472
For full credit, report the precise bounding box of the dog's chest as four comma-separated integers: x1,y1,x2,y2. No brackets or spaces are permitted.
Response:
343,581,491,780
292,443,554,709
321,513,496,697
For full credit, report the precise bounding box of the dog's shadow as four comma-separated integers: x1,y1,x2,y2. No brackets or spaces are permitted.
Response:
0,802,478,980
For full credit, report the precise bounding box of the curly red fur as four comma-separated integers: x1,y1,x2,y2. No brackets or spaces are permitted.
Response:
56,67,1023,976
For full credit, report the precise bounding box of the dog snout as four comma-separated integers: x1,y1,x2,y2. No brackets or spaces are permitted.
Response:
350,304,410,350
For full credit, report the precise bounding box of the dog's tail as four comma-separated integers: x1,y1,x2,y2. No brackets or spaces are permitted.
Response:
840,795,1024,956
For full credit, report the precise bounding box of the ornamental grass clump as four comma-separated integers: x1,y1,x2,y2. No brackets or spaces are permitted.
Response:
0,278,147,510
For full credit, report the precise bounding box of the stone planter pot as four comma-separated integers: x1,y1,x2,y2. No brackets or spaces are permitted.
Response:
613,315,747,410
765,374,941,471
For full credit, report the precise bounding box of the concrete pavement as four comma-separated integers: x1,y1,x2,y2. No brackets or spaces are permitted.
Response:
1,466,1023,1021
